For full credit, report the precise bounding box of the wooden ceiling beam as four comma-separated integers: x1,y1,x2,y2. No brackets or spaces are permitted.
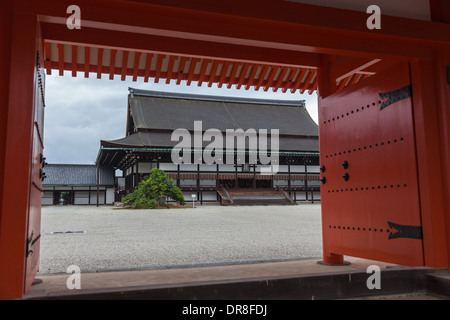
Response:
97,48,104,79
71,45,77,77
41,23,320,69
143,52,153,82
109,49,117,80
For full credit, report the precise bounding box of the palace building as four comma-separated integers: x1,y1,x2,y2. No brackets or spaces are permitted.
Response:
96,88,320,205
41,164,115,205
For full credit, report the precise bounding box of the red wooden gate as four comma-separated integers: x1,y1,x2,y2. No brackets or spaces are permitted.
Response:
319,62,424,266
24,56,46,292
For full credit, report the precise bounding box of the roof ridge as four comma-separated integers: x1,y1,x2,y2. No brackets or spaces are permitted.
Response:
46,163,96,166
128,87,306,108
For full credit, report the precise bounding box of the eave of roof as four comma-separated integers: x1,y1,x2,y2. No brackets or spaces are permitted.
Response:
100,131,319,152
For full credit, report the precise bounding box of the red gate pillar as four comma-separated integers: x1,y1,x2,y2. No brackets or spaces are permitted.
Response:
0,0,13,221
411,55,449,268
433,51,450,269
317,55,345,265
0,9,40,299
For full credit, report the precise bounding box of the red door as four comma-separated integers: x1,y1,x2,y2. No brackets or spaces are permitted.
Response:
319,62,424,266
24,57,46,292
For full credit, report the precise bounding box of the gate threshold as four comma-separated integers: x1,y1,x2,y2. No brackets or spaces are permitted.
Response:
22,258,448,300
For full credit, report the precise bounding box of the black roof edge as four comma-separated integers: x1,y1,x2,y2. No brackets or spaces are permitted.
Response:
128,87,306,108
46,163,97,167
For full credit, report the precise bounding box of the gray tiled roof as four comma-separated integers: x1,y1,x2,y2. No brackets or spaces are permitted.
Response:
43,164,115,186
127,88,318,137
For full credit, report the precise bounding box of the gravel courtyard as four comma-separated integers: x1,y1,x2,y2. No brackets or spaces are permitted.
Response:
38,204,323,275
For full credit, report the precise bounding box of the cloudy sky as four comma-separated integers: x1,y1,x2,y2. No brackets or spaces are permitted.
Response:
43,71,319,165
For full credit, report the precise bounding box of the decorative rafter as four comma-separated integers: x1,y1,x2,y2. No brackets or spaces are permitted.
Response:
43,41,373,94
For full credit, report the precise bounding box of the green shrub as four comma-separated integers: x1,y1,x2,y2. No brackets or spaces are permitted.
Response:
168,184,186,205
122,168,185,208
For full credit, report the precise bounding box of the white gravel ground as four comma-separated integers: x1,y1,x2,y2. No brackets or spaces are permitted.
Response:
38,204,323,275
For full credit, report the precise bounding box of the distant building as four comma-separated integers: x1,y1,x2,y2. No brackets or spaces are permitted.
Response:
42,164,115,205
96,88,320,205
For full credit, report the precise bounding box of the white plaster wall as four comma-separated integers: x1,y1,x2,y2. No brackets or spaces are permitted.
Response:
202,192,218,201
41,191,53,205
106,188,115,204
159,162,177,171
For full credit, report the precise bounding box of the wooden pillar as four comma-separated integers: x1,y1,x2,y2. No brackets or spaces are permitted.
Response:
0,8,40,299
235,161,238,189
216,163,219,201
197,164,201,204
432,51,450,268
96,162,100,207
131,162,135,188
131,163,137,190
136,161,139,185
304,164,308,201
288,163,291,197
317,54,337,99
410,57,449,268
215,163,219,188
317,54,343,265
430,0,450,23
0,0,12,221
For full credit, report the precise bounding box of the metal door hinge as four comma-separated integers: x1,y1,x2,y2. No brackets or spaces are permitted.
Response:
379,85,412,110
39,168,46,181
446,65,450,85
32,182,43,192
387,221,423,240
26,232,41,258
